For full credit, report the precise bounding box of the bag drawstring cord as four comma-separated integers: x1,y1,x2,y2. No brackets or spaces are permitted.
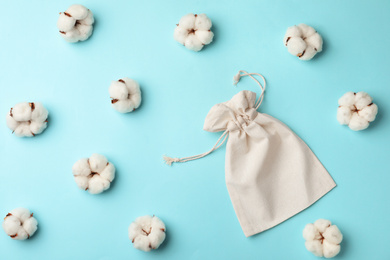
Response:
163,130,229,165
163,71,266,165
233,70,266,110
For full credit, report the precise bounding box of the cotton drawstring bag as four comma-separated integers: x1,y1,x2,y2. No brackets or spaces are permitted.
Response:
164,71,336,237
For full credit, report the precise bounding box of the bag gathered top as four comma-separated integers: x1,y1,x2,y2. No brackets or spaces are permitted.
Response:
164,71,336,237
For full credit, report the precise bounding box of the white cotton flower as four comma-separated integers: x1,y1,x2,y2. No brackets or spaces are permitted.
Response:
57,4,94,43
109,78,142,113
128,215,166,252
303,219,343,258
337,91,378,131
2,208,38,240
72,153,115,194
284,24,323,60
174,13,214,51
6,102,48,137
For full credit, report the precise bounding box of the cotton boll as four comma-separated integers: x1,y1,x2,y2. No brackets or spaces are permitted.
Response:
89,153,108,173
337,91,377,131
178,13,196,30
337,106,352,125
349,113,369,131
57,13,76,32
110,78,142,113
58,5,94,42
72,154,116,194
195,30,214,45
7,102,49,137
284,26,302,45
194,13,212,30
323,225,343,245
2,208,38,240
305,240,323,257
66,4,89,20
100,163,115,182
338,92,356,106
12,102,31,121
175,13,213,51
355,91,372,110
129,215,167,252
184,34,203,52
359,104,378,122
323,239,341,258
287,37,307,56
304,219,342,258
303,223,321,241
284,24,322,60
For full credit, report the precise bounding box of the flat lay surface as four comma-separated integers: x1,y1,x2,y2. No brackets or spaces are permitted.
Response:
0,0,389,259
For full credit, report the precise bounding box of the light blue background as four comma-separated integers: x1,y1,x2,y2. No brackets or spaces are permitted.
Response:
1,0,389,259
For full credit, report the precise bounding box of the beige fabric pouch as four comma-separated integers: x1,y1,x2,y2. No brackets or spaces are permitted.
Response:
165,71,336,237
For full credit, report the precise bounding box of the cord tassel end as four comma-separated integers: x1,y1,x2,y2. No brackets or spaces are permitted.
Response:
163,156,180,166
233,72,241,85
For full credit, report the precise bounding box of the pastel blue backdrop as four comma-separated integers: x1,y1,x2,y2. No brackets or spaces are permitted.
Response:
1,0,389,259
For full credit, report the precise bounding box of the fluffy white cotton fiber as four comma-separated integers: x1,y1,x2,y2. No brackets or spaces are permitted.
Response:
174,13,214,51
128,215,166,252
57,4,94,43
2,208,38,240
72,154,115,194
6,102,48,137
337,91,378,131
284,24,323,60
109,78,142,113
303,219,343,258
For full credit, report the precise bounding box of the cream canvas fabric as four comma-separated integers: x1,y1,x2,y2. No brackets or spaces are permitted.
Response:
203,90,336,237
164,71,336,237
